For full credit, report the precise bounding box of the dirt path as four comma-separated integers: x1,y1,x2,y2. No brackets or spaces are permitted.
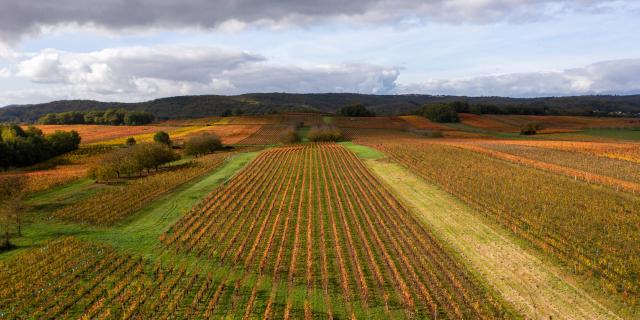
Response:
366,159,623,320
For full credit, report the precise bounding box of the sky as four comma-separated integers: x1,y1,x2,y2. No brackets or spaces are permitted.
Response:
0,0,639,106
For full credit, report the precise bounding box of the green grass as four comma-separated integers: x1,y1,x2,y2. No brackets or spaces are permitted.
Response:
0,150,260,262
298,126,311,142
322,116,334,124
338,141,385,159
27,178,107,207
580,128,640,141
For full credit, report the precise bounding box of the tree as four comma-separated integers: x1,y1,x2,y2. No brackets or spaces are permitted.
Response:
184,134,223,157
153,131,171,146
47,130,81,154
420,103,460,123
0,175,27,250
279,127,301,144
520,122,542,135
38,109,154,125
126,137,137,146
340,103,375,117
308,125,343,142
124,111,155,125
89,143,179,180
0,125,80,169
221,109,233,117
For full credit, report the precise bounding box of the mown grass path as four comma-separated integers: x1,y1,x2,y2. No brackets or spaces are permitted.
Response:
365,156,624,319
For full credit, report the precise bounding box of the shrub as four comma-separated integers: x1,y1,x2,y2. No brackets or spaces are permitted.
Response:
279,127,301,144
153,131,171,146
340,103,375,117
126,137,136,146
520,122,542,135
184,134,223,157
308,125,343,142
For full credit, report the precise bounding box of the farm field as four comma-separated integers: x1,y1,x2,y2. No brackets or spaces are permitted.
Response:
52,149,242,225
32,124,181,144
0,145,114,194
459,114,640,133
2,113,639,319
366,158,620,319
162,144,508,318
370,140,640,310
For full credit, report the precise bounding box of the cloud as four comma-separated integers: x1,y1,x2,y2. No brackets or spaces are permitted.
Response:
213,63,399,94
6,46,398,104
0,67,10,78
397,59,640,97
0,0,625,42
5,46,639,105
17,46,264,92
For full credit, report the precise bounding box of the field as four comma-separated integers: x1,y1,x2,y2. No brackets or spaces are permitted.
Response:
52,150,240,225
32,124,181,144
459,114,640,133
2,113,640,319
0,145,113,194
162,144,506,318
372,140,640,307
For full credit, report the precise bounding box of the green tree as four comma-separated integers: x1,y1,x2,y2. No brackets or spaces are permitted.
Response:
126,137,137,146
420,104,460,123
47,130,81,154
153,131,171,146
340,103,375,117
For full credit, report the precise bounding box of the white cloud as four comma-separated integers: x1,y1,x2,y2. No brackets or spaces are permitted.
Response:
0,67,10,78
17,46,265,92
6,46,399,104
0,0,628,42
397,59,640,97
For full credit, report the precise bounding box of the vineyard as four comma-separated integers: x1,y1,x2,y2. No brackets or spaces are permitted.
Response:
468,141,640,186
32,124,180,144
53,150,235,225
373,141,640,305
161,144,508,318
238,125,288,145
0,237,279,319
459,114,640,133
0,145,113,194
4,113,640,319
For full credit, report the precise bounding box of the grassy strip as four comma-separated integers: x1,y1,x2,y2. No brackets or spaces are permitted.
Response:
581,128,640,141
0,151,260,262
365,158,624,319
338,141,385,159
85,151,261,254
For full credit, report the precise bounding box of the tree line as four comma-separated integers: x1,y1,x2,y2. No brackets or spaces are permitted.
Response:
0,124,81,170
38,109,155,126
89,143,180,180
91,131,224,180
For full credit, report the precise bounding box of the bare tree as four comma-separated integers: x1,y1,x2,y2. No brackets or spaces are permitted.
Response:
0,175,27,249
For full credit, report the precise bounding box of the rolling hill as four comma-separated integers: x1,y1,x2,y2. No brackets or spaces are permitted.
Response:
1,93,640,123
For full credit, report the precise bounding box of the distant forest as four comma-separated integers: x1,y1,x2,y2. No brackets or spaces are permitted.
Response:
1,93,640,123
